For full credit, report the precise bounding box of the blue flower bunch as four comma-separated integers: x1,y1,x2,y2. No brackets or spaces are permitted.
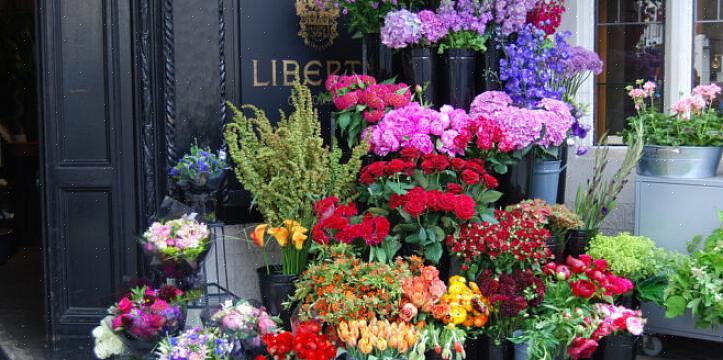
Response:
499,24,571,106
169,143,227,186
156,327,235,360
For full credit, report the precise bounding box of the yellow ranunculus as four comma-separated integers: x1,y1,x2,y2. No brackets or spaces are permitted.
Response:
250,224,268,248
449,305,467,325
267,227,289,247
449,275,466,284
448,282,467,296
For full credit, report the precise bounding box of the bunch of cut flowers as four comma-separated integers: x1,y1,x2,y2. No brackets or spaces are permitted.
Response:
142,215,211,262
357,150,501,263
210,299,279,349
325,74,411,148
381,9,448,49
310,196,394,263
169,142,227,190
250,219,310,276
505,199,583,259
92,285,188,359
290,245,411,326
337,318,421,360
156,327,235,360
258,320,337,360
448,208,553,279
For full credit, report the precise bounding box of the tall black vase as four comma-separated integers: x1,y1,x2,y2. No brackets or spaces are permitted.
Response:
594,335,637,360
565,229,597,259
363,33,394,80
476,37,501,93
257,266,297,329
488,337,514,360
442,48,477,110
497,150,535,207
402,47,438,105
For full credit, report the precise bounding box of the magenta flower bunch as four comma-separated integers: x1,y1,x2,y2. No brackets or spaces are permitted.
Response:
363,102,473,157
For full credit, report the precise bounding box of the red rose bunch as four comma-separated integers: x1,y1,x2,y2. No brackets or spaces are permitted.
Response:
311,196,390,247
260,320,336,360
448,209,552,278
542,255,634,300
477,268,546,318
390,186,477,221
527,0,567,35
109,285,186,341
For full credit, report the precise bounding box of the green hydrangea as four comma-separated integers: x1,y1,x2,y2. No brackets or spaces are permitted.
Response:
587,232,657,281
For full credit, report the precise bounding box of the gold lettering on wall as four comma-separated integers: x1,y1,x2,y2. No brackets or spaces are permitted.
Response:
252,60,269,87
303,60,322,86
282,60,301,86
250,59,361,88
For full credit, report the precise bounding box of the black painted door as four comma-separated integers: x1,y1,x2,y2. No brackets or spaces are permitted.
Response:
38,0,139,356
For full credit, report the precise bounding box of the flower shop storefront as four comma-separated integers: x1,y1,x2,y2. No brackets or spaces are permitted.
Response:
26,0,723,359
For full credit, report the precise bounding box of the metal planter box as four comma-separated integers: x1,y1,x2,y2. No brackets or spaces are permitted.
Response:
635,173,723,342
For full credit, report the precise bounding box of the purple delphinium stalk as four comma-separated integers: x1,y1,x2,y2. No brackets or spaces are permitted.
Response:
499,24,570,105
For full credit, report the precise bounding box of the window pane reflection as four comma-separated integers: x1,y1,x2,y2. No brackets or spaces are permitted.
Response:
596,0,666,137
695,0,723,111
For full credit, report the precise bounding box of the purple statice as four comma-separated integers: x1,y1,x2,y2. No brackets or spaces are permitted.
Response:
381,10,422,49
563,46,603,77
499,24,570,105
418,10,448,44
483,0,537,35
437,0,492,36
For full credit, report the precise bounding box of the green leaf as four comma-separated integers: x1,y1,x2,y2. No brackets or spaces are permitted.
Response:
371,246,387,264
424,242,443,264
478,190,503,204
418,227,428,245
384,237,402,260
405,234,420,244
336,112,352,132
665,295,687,318
413,170,429,188
432,226,446,243
366,207,390,216
493,163,508,174
393,223,419,232
386,182,407,195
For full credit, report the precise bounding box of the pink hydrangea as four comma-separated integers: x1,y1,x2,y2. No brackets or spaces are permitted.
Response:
536,98,575,147
470,91,513,118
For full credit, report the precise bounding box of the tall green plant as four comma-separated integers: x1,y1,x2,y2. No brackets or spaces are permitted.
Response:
224,83,367,229
574,118,644,230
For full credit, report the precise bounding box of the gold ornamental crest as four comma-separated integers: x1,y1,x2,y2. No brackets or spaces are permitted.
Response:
296,0,340,50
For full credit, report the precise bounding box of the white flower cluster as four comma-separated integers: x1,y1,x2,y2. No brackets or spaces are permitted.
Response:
91,316,125,359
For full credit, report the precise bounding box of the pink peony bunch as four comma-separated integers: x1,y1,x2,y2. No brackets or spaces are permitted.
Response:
364,103,473,157
326,74,411,124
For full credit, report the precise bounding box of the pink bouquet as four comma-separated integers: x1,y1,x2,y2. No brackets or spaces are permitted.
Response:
142,215,210,262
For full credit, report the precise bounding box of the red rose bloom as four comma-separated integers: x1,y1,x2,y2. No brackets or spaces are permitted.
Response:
447,183,463,194
450,158,467,171
453,194,476,220
365,161,387,177
482,174,499,188
400,147,421,160
460,169,481,185
389,193,405,210
403,197,427,218
430,154,450,172
570,279,597,298
438,193,458,212
386,159,407,175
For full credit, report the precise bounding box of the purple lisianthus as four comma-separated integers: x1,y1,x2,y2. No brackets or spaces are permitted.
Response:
563,46,603,78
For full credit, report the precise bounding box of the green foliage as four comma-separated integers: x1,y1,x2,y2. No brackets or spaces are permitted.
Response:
224,83,367,228
587,233,657,281
438,31,489,54
574,121,644,230
623,111,723,147
664,210,723,328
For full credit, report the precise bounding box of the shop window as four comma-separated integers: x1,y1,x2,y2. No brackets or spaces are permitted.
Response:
595,0,666,139
694,0,723,111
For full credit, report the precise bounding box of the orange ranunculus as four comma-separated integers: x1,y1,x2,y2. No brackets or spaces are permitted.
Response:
251,224,268,248
267,226,289,247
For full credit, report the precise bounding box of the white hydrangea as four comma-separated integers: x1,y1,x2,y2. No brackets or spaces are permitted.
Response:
92,316,125,359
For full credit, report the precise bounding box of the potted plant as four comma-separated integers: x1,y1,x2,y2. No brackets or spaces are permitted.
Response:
91,285,189,359
571,119,645,258
586,233,662,308
436,0,494,109
624,81,722,178
156,327,235,360
381,9,447,105
324,74,411,149
169,142,227,220
209,299,280,358
663,210,723,329
224,83,366,322
141,215,213,291
315,0,425,80
590,304,646,360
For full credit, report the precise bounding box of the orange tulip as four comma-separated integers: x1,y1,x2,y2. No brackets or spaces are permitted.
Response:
251,224,268,248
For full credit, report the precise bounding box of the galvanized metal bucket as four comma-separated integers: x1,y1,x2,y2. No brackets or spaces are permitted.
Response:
637,145,722,178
